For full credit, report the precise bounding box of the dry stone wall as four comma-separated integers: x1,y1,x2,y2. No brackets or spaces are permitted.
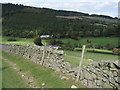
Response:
2,44,120,89
70,61,120,88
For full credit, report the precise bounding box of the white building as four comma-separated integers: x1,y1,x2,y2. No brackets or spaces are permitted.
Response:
40,35,50,38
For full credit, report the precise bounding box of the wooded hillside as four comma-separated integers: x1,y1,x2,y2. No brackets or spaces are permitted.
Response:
2,3,119,38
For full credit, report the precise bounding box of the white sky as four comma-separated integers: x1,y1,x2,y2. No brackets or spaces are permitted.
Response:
1,0,120,17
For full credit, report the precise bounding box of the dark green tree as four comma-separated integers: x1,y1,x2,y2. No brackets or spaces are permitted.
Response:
34,37,43,46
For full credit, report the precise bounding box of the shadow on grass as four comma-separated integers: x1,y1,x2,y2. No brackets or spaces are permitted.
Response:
0,67,9,71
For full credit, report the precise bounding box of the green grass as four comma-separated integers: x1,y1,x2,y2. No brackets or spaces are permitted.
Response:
2,60,29,88
2,51,86,88
81,37,119,46
1,36,119,48
1,36,48,45
64,50,119,67
1,36,34,45
61,37,119,47
74,48,113,54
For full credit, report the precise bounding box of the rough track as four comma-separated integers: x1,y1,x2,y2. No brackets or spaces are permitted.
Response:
3,58,40,88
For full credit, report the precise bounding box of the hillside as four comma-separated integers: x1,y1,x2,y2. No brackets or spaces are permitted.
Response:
2,3,119,38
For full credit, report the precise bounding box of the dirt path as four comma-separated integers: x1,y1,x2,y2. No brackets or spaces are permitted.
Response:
3,58,40,88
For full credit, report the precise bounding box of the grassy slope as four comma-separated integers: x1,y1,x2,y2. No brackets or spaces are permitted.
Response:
64,50,118,67
2,51,86,88
2,61,29,88
84,16,118,23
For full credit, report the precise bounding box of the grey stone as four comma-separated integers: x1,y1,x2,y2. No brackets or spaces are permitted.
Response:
56,50,64,55
107,62,114,68
61,76,69,80
62,62,72,70
96,80,101,86
91,73,97,80
82,79,88,86
41,83,45,86
108,76,116,85
71,85,77,88
103,83,113,88
113,60,120,69
114,77,120,84
87,80,94,88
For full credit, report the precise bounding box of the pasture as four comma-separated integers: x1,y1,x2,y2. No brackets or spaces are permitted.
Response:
0,36,47,45
64,50,118,67
1,36,119,47
61,37,119,48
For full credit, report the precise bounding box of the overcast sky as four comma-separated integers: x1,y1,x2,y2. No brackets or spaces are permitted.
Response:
1,0,119,17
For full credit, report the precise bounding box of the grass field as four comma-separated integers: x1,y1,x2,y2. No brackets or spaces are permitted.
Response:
61,37,119,47
2,61,29,88
0,36,47,45
2,51,86,88
1,36,34,45
64,50,119,67
74,48,113,54
1,36,119,47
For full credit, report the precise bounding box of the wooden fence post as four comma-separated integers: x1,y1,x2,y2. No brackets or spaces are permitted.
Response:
76,45,86,82
41,43,46,65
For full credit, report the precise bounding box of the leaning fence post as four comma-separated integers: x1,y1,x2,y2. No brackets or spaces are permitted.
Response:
41,42,46,65
76,45,86,82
